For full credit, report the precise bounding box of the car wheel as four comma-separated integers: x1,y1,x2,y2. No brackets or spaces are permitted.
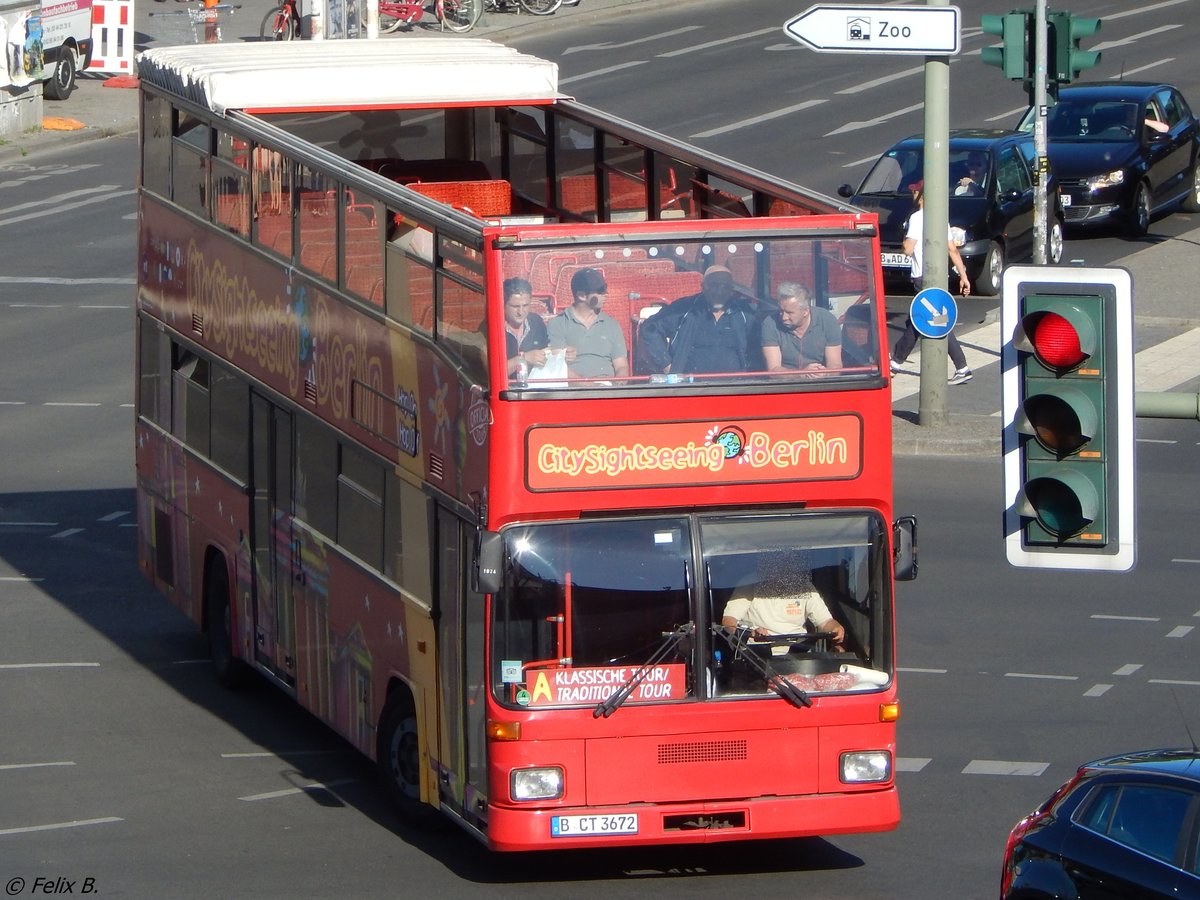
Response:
44,48,76,101
1047,217,1065,265
1127,182,1151,237
1182,161,1200,214
974,242,1004,296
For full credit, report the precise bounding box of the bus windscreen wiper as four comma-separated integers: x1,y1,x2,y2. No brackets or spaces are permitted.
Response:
593,623,694,718
710,623,813,709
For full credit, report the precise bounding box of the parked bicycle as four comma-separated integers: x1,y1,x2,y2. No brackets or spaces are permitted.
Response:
260,0,300,39
484,0,576,15
379,0,482,32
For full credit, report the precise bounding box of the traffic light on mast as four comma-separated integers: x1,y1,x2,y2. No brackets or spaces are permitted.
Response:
1048,11,1102,83
981,11,1031,81
1001,266,1135,572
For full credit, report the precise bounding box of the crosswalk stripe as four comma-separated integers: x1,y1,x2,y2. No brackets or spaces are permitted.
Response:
891,321,1200,402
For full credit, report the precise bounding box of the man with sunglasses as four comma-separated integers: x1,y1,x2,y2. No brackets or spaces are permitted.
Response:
546,267,629,380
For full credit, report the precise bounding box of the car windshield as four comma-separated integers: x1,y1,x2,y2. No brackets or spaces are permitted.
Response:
1041,100,1142,140
858,148,992,195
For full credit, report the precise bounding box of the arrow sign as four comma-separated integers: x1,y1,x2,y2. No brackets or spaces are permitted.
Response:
783,5,960,55
910,288,958,339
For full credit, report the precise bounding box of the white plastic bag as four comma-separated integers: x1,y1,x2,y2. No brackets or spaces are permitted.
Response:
527,349,569,388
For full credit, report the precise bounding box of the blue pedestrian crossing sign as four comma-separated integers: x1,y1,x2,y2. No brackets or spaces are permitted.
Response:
910,287,958,338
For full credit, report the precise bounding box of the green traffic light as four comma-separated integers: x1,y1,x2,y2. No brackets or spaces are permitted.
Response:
1020,471,1099,540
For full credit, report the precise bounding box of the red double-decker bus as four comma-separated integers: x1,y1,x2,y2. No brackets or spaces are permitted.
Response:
134,39,916,850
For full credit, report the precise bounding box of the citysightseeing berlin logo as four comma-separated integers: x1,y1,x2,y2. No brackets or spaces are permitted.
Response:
527,415,862,491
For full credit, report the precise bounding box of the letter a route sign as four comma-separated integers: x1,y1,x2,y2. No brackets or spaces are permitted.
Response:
783,5,961,55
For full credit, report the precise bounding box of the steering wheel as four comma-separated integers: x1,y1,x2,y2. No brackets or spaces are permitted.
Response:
749,630,839,646
1101,124,1135,138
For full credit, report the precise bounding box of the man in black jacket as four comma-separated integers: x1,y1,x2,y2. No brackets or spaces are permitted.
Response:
637,265,760,376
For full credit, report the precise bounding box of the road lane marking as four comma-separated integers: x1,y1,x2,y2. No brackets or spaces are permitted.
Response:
239,778,358,802
1167,625,1194,638
1084,684,1113,697
1094,23,1183,52
1005,672,1078,681
1092,614,1159,622
897,667,947,674
0,817,123,836
896,758,930,772
563,25,702,55
97,511,130,522
963,760,1049,776
657,26,777,58
691,99,829,139
825,102,924,137
0,188,131,228
1151,679,1200,686
51,528,84,539
0,761,76,770
1114,664,1142,676
558,61,649,86
222,750,350,759
0,576,44,582
0,662,100,669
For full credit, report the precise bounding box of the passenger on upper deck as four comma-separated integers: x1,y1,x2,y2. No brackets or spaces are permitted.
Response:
636,265,760,376
502,277,549,378
546,268,629,380
760,283,842,374
840,303,876,370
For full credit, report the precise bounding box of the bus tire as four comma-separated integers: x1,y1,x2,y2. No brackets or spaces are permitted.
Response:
44,48,77,101
206,556,253,690
377,692,445,828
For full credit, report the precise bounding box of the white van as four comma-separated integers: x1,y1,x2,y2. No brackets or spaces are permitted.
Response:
40,0,91,99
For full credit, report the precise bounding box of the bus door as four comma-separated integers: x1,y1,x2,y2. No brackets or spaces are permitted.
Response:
435,510,488,826
250,392,297,688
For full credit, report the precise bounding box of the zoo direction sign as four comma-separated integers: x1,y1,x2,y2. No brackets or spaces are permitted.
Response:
784,4,961,55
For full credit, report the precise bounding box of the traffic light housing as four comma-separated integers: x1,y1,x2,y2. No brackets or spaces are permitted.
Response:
1001,266,1135,571
1048,11,1102,83
981,11,1031,81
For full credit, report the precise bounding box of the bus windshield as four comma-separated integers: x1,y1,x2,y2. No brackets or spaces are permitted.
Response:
491,512,891,710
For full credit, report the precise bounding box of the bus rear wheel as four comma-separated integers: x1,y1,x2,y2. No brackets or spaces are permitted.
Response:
377,694,444,828
206,557,253,689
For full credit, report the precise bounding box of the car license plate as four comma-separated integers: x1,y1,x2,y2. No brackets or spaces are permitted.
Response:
1060,194,1072,207
880,252,910,268
551,813,639,837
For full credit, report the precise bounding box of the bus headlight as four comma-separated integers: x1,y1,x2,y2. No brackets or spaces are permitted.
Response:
840,750,891,783
510,766,564,801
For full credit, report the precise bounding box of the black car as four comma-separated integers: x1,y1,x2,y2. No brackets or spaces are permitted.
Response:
1001,748,1200,899
1016,82,1200,237
838,129,1064,296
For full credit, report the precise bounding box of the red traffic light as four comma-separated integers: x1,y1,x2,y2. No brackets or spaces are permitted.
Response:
1028,312,1086,369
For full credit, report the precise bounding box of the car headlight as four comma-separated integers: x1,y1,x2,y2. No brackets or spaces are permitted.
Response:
840,750,892,783
1085,169,1126,191
510,766,564,801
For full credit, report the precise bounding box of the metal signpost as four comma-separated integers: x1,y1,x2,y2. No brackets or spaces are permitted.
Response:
783,2,961,426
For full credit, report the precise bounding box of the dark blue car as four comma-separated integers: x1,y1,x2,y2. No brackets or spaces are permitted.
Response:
1017,82,1200,237
1001,748,1200,899
839,129,1064,296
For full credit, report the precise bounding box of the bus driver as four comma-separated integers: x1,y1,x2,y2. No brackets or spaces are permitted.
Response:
721,550,845,646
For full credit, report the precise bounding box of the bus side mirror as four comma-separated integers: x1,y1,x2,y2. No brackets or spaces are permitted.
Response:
893,515,918,582
474,530,503,595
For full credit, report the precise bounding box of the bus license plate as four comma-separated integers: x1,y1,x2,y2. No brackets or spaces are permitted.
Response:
880,252,910,268
551,813,639,837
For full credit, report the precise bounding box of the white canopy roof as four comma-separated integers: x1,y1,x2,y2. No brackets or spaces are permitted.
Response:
136,39,563,114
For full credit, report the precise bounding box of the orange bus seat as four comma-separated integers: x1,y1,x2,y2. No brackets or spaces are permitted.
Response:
409,180,512,218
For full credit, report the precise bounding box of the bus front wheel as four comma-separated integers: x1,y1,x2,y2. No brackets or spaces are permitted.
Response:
377,694,444,828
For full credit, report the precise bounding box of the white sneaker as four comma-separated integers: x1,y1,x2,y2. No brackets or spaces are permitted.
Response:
889,357,902,373
948,368,973,385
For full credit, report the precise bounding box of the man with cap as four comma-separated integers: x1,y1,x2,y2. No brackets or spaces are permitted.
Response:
546,267,629,380
636,265,760,376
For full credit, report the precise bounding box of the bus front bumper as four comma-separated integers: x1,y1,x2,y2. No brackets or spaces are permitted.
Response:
482,787,899,851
